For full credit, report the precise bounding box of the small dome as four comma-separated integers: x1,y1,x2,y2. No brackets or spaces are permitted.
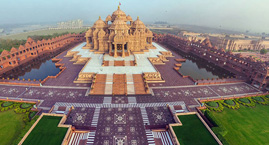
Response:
132,16,146,29
93,16,106,28
126,15,133,21
106,15,112,22
111,6,127,22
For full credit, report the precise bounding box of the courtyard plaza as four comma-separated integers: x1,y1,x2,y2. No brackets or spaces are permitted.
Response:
0,42,262,145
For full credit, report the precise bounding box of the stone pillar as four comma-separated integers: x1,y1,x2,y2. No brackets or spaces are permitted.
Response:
122,45,125,58
86,37,89,44
108,43,112,54
114,43,117,57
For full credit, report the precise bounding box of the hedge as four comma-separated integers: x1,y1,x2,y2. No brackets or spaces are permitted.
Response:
253,96,269,105
12,115,39,145
205,101,224,112
206,101,218,107
29,111,37,119
236,97,255,107
222,99,240,109
204,110,229,144
21,103,32,109
211,127,229,145
238,98,250,103
2,101,14,107
224,100,235,105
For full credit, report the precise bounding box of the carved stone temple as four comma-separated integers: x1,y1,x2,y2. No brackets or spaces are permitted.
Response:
66,6,174,95
83,6,154,57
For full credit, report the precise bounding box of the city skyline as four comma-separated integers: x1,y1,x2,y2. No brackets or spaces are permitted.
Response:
0,0,268,33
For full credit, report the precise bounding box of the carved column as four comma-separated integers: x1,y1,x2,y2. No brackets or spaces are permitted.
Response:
86,37,89,44
108,42,112,54
114,43,117,57
122,44,125,58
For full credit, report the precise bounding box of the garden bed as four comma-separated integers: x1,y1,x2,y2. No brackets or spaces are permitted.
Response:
0,101,37,145
2,101,14,107
203,96,269,145
224,100,235,106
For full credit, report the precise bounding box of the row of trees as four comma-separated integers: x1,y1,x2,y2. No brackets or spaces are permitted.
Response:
28,32,70,41
0,39,26,53
0,32,72,53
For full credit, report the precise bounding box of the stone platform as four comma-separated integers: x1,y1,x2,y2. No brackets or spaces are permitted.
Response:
90,74,148,95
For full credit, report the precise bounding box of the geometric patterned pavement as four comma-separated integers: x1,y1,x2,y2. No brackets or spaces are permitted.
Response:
65,107,95,130
93,108,148,145
0,82,261,108
0,43,263,145
146,106,175,126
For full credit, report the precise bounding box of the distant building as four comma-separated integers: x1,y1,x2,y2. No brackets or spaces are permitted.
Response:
177,31,269,51
209,37,269,51
0,29,4,33
52,19,84,29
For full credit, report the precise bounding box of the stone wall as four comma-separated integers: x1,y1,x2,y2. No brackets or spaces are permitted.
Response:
154,33,268,90
0,33,85,75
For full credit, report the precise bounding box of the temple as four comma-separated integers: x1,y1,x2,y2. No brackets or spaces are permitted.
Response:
83,6,154,57
65,6,174,95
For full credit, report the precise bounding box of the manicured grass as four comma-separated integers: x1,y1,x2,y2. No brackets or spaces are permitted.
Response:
13,115,39,145
238,98,250,103
172,114,218,145
21,103,32,109
210,104,269,145
224,100,235,105
0,110,25,145
22,116,68,145
206,101,218,107
2,101,14,107
252,97,264,102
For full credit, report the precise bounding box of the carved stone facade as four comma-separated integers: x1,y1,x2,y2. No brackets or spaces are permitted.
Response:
155,33,269,90
0,33,84,75
84,6,154,57
143,72,163,82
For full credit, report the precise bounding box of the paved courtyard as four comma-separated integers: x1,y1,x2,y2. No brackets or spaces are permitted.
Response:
0,42,263,145
94,108,148,145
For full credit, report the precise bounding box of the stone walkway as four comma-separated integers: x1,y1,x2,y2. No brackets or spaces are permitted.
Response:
0,42,264,145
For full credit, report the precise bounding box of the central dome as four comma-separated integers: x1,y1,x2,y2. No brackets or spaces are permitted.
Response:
111,6,127,22
109,15,129,30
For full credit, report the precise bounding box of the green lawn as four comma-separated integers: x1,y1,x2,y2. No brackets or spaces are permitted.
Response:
0,110,25,145
22,116,68,145
1,28,87,40
210,104,269,145
173,114,218,145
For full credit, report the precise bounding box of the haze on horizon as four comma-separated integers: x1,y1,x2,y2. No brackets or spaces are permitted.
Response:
0,0,268,33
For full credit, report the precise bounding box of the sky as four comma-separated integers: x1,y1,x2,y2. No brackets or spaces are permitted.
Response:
0,0,268,33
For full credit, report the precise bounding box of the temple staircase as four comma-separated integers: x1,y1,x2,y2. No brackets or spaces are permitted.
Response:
90,74,149,95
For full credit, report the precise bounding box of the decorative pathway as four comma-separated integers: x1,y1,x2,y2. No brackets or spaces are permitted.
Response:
54,101,185,108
